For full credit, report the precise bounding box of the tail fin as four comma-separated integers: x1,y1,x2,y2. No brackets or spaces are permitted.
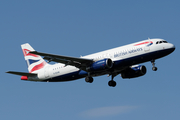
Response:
21,43,47,73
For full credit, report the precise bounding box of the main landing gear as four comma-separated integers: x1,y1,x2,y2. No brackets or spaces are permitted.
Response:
85,76,93,83
108,74,117,87
108,80,116,87
85,73,117,87
85,72,94,83
151,60,158,71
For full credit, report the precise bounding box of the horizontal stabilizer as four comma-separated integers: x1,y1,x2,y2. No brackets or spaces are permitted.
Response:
6,71,37,77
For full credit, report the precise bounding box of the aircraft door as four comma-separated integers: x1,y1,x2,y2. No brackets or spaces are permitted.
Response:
144,41,150,52
44,66,49,78
144,46,150,52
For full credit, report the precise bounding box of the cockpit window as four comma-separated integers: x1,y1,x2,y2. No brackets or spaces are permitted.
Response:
156,40,168,44
163,41,168,43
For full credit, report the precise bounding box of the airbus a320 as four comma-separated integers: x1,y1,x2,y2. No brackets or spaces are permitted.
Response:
6,38,175,87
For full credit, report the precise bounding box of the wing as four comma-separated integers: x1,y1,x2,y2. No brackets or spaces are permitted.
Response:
6,71,37,76
30,51,93,71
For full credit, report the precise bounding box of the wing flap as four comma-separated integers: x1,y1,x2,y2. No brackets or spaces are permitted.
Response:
30,51,93,71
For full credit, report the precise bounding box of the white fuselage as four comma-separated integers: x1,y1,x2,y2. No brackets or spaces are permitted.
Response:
29,38,175,82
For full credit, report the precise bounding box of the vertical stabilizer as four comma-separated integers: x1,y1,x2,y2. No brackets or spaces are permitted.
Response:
21,43,47,73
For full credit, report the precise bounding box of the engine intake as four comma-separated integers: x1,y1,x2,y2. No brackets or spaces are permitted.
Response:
87,58,113,72
121,65,147,79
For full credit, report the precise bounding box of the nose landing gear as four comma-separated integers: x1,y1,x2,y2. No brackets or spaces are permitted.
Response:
151,60,158,71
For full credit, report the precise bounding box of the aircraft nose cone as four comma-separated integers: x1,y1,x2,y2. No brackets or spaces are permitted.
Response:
171,44,175,51
169,43,175,53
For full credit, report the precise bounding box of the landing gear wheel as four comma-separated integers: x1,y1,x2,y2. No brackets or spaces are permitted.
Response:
152,67,157,71
151,60,158,71
85,76,93,83
108,80,116,87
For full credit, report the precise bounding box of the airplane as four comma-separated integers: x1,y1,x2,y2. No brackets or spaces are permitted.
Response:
6,38,175,87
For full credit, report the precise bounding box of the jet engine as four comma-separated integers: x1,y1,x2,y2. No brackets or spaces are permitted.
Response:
87,58,113,72
121,65,147,79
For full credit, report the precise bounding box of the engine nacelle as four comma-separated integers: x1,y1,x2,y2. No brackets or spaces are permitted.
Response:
121,65,147,79
87,58,113,72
